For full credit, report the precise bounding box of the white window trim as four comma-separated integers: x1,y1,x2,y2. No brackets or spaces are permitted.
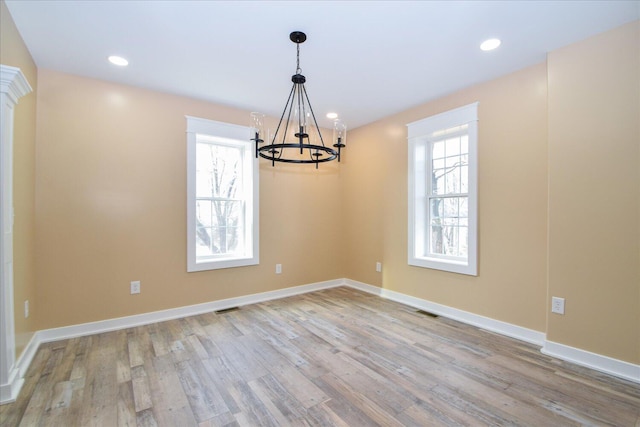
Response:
186,116,259,272
407,103,478,276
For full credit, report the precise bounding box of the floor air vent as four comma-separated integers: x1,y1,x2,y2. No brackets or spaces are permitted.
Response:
215,307,240,314
416,309,439,318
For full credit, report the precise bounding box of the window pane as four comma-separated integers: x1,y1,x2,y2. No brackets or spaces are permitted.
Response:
441,225,458,256
458,226,468,257
445,137,460,156
445,155,460,168
428,197,469,258
195,226,213,257
459,197,468,218
445,166,460,194
432,140,445,159
460,165,469,193
444,198,458,217
430,224,444,255
196,143,243,199
196,200,244,256
214,201,243,255
430,198,443,219
432,169,445,194
461,135,469,155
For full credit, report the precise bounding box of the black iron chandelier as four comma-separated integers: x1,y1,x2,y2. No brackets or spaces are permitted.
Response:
250,31,346,168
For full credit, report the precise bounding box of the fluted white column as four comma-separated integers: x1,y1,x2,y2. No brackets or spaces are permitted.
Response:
0,64,32,404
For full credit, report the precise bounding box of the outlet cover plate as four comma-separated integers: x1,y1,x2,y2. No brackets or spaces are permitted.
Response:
130,281,141,294
551,296,565,314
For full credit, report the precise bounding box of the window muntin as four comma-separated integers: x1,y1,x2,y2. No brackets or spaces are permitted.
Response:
408,103,478,276
187,117,259,272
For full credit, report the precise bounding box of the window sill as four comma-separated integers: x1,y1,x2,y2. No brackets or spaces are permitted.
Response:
409,256,477,276
188,256,259,272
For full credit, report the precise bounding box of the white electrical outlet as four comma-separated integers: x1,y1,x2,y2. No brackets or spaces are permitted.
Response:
551,297,565,314
275,264,282,274
130,281,141,294
376,262,382,272
24,300,29,318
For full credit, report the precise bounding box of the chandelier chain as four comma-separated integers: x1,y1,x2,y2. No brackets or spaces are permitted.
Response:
296,42,302,74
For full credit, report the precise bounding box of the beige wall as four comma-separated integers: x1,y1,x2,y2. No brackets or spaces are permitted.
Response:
344,63,549,333
345,21,639,365
547,21,639,363
1,0,38,359
35,69,344,329
4,0,638,368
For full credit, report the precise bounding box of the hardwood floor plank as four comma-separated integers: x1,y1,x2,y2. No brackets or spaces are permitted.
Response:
116,381,137,427
227,380,279,427
311,375,385,426
115,331,131,385
127,332,144,368
130,365,153,413
79,332,118,426
175,359,223,423
136,408,159,427
185,334,210,360
147,354,199,426
3,287,638,426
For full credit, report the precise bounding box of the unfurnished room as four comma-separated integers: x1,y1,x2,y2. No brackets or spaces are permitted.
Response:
0,1,639,426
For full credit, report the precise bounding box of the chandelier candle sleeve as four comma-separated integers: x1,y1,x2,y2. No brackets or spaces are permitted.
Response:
252,31,346,168
250,112,265,157
333,119,347,161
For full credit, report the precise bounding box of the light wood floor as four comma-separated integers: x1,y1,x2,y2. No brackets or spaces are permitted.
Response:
1,287,639,426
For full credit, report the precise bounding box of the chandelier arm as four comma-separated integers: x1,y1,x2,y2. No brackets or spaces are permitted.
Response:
281,84,299,161
271,83,297,147
301,85,326,147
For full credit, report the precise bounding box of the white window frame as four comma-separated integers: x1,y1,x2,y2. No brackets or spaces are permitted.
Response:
186,116,259,272
407,103,478,276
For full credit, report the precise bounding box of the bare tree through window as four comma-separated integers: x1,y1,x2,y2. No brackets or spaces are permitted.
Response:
195,142,244,258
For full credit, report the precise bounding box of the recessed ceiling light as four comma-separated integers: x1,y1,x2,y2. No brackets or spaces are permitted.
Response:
326,112,338,119
108,55,129,66
480,38,501,51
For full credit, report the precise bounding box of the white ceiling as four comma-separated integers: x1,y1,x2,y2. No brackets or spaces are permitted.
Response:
5,1,639,129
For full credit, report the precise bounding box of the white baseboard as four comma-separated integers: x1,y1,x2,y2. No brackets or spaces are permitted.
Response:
345,279,639,384
3,277,637,405
37,279,344,344
0,366,23,404
0,331,40,404
542,340,640,383
1,279,344,404
344,279,546,345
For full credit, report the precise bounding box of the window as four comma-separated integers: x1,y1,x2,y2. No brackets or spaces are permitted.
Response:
187,116,259,272
407,103,478,276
